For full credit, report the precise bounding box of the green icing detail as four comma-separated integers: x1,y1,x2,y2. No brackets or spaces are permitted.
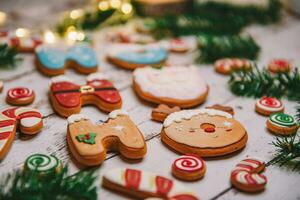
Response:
269,113,296,127
76,132,97,144
25,154,60,174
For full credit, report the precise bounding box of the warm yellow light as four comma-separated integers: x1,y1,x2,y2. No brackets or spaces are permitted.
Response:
76,31,85,41
70,9,83,19
121,3,132,14
0,11,7,25
109,0,121,9
44,30,56,44
15,28,29,38
67,30,78,42
98,1,109,11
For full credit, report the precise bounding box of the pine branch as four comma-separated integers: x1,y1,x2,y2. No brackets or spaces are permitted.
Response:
0,166,97,200
269,135,300,172
197,34,260,63
229,66,300,101
296,102,300,125
0,44,21,69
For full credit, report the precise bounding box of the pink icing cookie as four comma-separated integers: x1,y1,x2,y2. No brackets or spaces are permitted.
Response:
255,97,284,116
0,107,43,160
6,87,35,105
231,158,267,193
214,58,252,75
49,73,122,117
103,168,199,199
268,59,291,73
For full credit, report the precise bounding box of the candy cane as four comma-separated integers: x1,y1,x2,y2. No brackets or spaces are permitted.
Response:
231,158,267,192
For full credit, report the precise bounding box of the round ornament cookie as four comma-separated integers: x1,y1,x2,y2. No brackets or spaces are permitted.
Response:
172,154,206,181
214,58,251,75
133,66,209,108
24,154,62,176
231,158,267,193
268,59,291,73
266,113,298,136
6,87,35,105
107,46,167,70
255,97,284,116
161,109,248,157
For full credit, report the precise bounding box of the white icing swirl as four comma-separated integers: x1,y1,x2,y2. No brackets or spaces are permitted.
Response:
108,109,128,119
67,114,90,124
86,72,110,82
163,109,233,127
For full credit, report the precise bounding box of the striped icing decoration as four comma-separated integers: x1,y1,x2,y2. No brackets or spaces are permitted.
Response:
256,97,283,112
173,155,205,172
269,113,296,127
7,87,33,100
25,154,60,173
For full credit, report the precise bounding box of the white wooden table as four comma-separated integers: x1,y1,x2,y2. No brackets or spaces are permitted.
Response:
0,5,300,199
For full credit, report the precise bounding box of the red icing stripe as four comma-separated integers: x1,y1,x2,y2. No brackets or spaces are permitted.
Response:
125,169,141,190
236,164,254,172
0,119,16,128
18,111,42,119
171,194,199,200
156,176,173,197
0,132,11,140
242,159,263,166
2,108,18,118
89,80,121,104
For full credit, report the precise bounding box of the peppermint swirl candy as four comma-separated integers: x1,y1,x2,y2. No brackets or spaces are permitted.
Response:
173,155,204,172
259,97,282,108
25,154,60,173
269,113,296,127
8,87,33,99
234,171,267,185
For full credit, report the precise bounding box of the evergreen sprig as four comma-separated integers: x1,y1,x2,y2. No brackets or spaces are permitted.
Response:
229,66,300,101
269,135,300,172
296,102,300,124
0,166,97,200
0,44,20,69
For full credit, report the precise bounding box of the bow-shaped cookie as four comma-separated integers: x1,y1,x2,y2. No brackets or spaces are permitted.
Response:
35,43,98,76
49,73,122,117
0,107,43,160
67,110,147,166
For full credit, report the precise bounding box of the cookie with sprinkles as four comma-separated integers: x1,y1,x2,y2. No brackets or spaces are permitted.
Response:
24,154,61,176
6,87,35,105
255,97,284,116
268,59,291,73
231,158,267,192
266,113,299,135
172,154,206,181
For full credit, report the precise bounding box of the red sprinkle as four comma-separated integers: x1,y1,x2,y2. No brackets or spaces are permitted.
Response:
204,127,215,133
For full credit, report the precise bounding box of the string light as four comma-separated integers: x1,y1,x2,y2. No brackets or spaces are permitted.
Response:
66,26,85,44
44,30,56,44
98,1,109,11
15,28,29,38
70,9,84,19
121,2,132,14
0,11,7,26
109,0,121,9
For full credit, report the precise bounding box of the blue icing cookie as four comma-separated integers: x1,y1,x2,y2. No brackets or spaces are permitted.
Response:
36,43,98,70
115,48,167,64
67,43,98,68
37,46,65,69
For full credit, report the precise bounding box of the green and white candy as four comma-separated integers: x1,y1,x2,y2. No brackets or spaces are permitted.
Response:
25,154,61,174
269,113,297,127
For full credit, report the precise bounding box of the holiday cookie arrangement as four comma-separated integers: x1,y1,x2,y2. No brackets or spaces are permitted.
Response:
67,110,147,166
0,107,43,160
35,43,98,76
49,73,122,117
133,66,209,108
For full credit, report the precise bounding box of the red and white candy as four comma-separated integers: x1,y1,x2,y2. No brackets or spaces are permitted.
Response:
215,58,251,75
7,87,34,100
231,158,267,192
173,155,205,172
255,96,284,116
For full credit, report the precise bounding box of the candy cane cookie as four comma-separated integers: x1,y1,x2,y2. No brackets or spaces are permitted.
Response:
172,154,206,181
231,158,267,192
255,97,284,116
214,58,252,75
6,87,35,105
266,113,299,136
102,168,199,199
24,153,62,176
0,107,43,160
268,59,291,73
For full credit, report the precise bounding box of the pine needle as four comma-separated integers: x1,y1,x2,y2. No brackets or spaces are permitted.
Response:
0,44,21,69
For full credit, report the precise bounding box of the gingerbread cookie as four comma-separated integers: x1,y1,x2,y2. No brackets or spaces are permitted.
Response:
102,168,199,199
0,30,42,53
0,107,43,160
35,43,98,76
133,66,209,108
152,104,181,122
107,47,167,70
255,97,284,116
231,158,267,193
49,73,122,117
0,81,3,92
24,154,62,176
161,109,248,157
172,154,206,181
266,113,298,136
214,58,251,75
268,59,291,73
6,87,35,105
67,110,147,166
206,104,234,116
